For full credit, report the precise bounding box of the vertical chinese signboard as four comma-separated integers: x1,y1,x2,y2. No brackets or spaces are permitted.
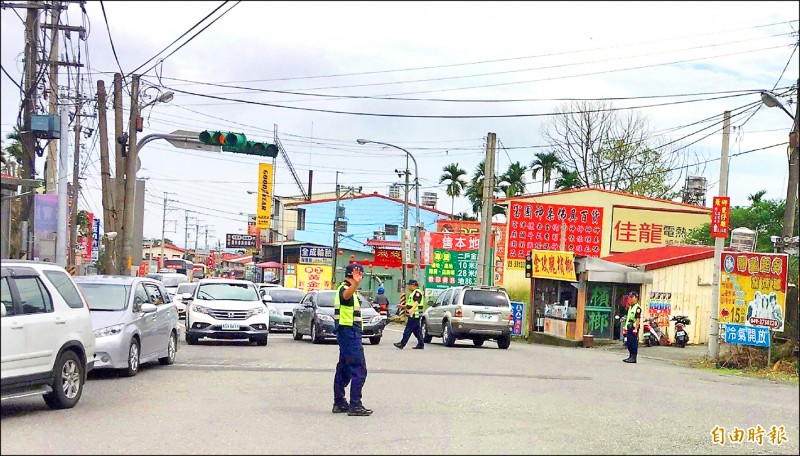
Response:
719,252,787,333
711,197,730,239
297,265,332,293
424,232,480,290
256,163,273,230
81,212,94,263
511,301,524,336
507,202,603,264
91,217,100,262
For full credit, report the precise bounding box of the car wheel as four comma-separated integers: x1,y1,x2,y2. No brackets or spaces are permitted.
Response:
473,337,485,348
369,336,381,345
422,319,433,343
159,331,177,365
122,338,140,377
292,320,303,341
442,321,456,347
311,321,322,344
497,334,511,349
43,350,84,409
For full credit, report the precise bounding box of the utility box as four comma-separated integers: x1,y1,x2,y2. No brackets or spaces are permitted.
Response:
31,114,61,139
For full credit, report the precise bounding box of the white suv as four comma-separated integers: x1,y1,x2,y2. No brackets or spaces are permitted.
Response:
1,261,96,409
183,279,269,346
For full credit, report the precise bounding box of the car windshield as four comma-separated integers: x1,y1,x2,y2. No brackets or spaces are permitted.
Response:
196,282,259,301
176,283,197,295
161,275,188,287
76,283,130,311
265,289,305,303
316,291,370,308
462,289,510,307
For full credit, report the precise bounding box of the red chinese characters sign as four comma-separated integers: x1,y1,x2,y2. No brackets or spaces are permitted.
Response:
373,248,402,268
711,196,730,238
507,202,603,259
529,250,577,281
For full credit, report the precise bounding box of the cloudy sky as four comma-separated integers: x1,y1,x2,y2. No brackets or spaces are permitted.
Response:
1,1,797,250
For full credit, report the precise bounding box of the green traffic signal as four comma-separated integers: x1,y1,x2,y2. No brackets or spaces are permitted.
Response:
224,133,247,148
198,130,278,157
251,142,279,158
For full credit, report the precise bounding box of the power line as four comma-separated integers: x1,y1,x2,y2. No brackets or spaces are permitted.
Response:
98,0,127,91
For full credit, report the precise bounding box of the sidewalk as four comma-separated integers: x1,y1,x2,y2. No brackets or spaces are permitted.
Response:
598,341,709,365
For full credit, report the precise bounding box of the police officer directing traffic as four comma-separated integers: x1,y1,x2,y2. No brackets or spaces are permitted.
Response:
623,291,642,364
394,279,425,350
332,263,373,416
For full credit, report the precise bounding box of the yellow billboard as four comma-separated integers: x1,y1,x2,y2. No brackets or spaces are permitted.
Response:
609,206,709,253
528,250,577,282
256,163,273,230
719,252,788,332
297,265,332,293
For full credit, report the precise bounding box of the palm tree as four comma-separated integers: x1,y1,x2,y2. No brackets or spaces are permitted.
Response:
530,152,561,194
499,161,528,197
554,166,582,191
439,163,468,217
465,159,506,219
747,190,767,205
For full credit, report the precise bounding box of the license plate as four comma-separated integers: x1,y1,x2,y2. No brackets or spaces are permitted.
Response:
474,313,497,321
676,331,686,337
221,323,240,330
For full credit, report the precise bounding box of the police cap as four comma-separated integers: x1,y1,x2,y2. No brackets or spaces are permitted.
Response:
345,263,364,277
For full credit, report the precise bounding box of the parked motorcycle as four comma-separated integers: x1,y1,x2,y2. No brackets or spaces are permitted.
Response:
671,315,691,348
643,316,670,347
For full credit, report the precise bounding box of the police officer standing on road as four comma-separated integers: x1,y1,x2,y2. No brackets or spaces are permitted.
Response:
394,279,425,350
332,263,373,416
623,291,642,364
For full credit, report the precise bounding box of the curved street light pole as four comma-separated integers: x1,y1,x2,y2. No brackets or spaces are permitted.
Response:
357,139,422,282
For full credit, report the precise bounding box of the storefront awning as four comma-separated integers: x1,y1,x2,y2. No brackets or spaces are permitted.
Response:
577,256,652,284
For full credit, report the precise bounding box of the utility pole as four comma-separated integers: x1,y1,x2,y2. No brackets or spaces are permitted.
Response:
122,74,140,276
709,111,731,359
332,172,341,286
184,210,191,260
44,1,61,194
96,79,116,274
401,162,410,288
477,132,497,286
20,4,40,259
194,220,204,253
68,97,82,268
160,192,174,269
113,73,125,273
781,78,799,244
55,103,69,267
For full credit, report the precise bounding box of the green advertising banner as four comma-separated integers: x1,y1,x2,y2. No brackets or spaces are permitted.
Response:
424,233,480,290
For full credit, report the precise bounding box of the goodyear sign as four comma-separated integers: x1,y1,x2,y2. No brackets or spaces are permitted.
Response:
719,252,787,332
256,163,273,230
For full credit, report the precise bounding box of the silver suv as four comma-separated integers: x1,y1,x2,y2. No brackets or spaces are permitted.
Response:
421,286,513,349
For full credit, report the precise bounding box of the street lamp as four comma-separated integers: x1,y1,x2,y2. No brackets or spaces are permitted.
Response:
760,91,794,120
356,139,422,283
141,90,174,110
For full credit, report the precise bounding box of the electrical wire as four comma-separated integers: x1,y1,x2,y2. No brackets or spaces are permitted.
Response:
99,0,127,91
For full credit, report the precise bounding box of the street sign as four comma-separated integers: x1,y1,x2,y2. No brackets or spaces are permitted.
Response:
511,301,524,336
723,323,770,348
166,129,221,152
225,234,257,249
710,196,730,238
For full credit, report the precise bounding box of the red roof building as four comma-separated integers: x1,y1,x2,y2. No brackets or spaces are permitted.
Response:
602,245,715,271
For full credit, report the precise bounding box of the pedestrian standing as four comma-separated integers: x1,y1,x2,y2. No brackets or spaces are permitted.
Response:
623,291,642,364
394,279,425,350
332,263,373,416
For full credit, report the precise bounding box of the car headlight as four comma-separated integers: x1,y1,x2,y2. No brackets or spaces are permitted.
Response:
94,323,125,338
193,304,210,314
318,314,333,322
268,306,278,315
370,315,383,324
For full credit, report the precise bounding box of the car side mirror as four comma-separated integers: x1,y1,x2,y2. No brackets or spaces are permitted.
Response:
262,295,273,303
181,292,193,301
141,303,157,314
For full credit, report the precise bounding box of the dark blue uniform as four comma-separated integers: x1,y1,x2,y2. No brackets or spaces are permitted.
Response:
333,282,368,410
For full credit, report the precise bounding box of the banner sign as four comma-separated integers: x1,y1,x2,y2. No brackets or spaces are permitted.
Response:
609,206,709,253
719,252,787,332
226,234,257,249
528,250,577,281
91,217,100,261
511,301,524,336
299,246,332,264
723,323,771,348
711,197,731,238
373,248,402,268
424,232,480,289
507,202,603,262
247,213,258,236
297,265,332,293
81,212,94,262
256,163,273,230
436,220,507,285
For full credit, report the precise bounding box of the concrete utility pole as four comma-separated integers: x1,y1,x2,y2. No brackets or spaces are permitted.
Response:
160,192,174,268
20,4,40,259
332,172,341,286
402,163,410,288
708,111,731,359
68,97,82,267
113,73,126,273
782,79,799,243
96,79,116,274
194,219,204,253
477,132,497,286
183,210,192,260
122,74,140,275
55,103,70,267
44,1,61,194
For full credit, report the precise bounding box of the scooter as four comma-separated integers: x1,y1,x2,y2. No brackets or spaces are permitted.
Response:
643,316,670,347
671,315,691,348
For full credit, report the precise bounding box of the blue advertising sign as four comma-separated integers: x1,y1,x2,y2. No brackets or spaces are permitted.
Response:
723,323,770,348
511,301,524,336
300,246,333,264
91,218,101,262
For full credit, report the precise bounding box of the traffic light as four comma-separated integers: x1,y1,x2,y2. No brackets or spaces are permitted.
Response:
525,252,532,279
199,130,279,158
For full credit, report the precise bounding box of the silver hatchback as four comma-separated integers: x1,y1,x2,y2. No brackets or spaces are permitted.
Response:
73,276,180,376
421,286,513,349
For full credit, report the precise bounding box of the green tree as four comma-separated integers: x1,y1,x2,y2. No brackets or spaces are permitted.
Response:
465,159,505,219
1,127,24,177
452,212,477,221
554,166,582,191
439,163,468,217
529,152,560,194
499,161,528,197
152,239,175,247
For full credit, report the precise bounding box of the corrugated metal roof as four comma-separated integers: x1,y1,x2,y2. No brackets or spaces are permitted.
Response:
602,245,715,271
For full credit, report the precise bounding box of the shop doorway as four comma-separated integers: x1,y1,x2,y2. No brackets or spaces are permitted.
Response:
585,283,640,340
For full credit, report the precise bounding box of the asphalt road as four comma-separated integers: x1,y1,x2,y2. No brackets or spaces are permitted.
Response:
1,325,797,455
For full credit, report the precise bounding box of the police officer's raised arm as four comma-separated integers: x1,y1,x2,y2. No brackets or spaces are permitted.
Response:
341,268,363,303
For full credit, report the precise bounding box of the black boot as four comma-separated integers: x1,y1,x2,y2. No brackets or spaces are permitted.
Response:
413,344,424,349
623,356,637,363
348,404,373,416
393,342,404,349
332,402,349,413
